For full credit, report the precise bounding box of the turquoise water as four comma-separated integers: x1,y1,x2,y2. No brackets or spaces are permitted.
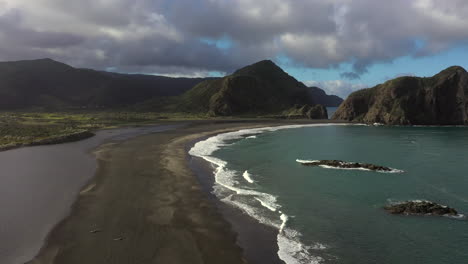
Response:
193,125,468,264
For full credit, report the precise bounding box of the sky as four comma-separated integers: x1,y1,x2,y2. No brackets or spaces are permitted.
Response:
1,0,468,98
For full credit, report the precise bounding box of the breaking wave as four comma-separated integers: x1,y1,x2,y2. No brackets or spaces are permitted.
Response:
243,170,255,184
189,124,348,264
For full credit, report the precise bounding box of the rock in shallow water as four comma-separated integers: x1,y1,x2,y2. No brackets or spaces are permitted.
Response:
384,200,458,216
299,160,393,172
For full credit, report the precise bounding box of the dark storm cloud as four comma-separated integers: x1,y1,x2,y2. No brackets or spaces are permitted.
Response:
1,0,468,76
111,38,238,72
340,72,361,80
166,0,336,44
0,11,84,49
0,0,240,73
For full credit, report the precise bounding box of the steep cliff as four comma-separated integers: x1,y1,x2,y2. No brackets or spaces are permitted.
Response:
332,66,468,125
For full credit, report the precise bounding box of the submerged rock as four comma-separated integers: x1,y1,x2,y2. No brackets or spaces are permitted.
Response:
298,159,393,172
384,200,458,216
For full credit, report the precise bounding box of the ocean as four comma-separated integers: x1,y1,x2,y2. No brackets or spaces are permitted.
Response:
190,124,468,264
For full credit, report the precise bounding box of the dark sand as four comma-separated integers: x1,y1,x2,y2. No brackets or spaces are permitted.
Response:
0,125,182,264
29,120,344,264
190,156,284,264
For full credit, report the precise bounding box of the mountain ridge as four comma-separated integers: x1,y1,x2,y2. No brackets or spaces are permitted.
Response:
0,59,341,114
307,86,343,107
168,60,332,118
0,58,213,109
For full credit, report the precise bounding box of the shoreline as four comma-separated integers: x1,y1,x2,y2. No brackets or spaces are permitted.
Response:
0,124,183,264
189,155,284,264
186,126,286,264
28,119,344,264
186,122,351,264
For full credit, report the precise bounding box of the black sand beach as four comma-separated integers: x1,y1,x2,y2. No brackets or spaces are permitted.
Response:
27,120,343,264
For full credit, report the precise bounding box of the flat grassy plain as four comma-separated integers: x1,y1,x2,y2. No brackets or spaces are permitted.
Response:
0,111,207,150
0,110,333,151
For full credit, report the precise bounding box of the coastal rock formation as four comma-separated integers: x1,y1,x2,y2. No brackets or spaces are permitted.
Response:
384,200,458,216
297,159,394,172
175,60,330,119
332,66,468,125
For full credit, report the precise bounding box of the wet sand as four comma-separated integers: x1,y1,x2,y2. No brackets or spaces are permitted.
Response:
28,120,342,264
0,125,182,264
189,156,284,264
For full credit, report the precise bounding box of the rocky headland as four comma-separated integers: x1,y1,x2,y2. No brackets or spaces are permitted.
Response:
333,66,468,125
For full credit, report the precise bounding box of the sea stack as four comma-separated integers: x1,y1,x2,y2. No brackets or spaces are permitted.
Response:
332,66,468,125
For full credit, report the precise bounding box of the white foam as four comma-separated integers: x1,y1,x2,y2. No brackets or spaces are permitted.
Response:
447,214,467,220
280,213,288,233
319,164,373,172
242,170,255,183
255,197,279,212
223,195,281,228
189,124,351,264
189,123,353,160
277,227,325,264
321,165,404,173
409,199,431,203
277,212,326,264
246,135,257,139
201,154,282,213
296,159,320,164
383,168,405,174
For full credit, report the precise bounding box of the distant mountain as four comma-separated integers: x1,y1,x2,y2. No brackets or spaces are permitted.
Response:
169,60,329,118
332,66,468,125
0,58,211,109
307,86,343,107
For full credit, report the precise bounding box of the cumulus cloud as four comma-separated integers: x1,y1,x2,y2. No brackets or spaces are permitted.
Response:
1,0,468,77
305,80,368,98
0,0,238,73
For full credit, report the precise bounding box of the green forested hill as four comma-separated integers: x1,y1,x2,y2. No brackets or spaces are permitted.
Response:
167,60,335,118
0,58,210,109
